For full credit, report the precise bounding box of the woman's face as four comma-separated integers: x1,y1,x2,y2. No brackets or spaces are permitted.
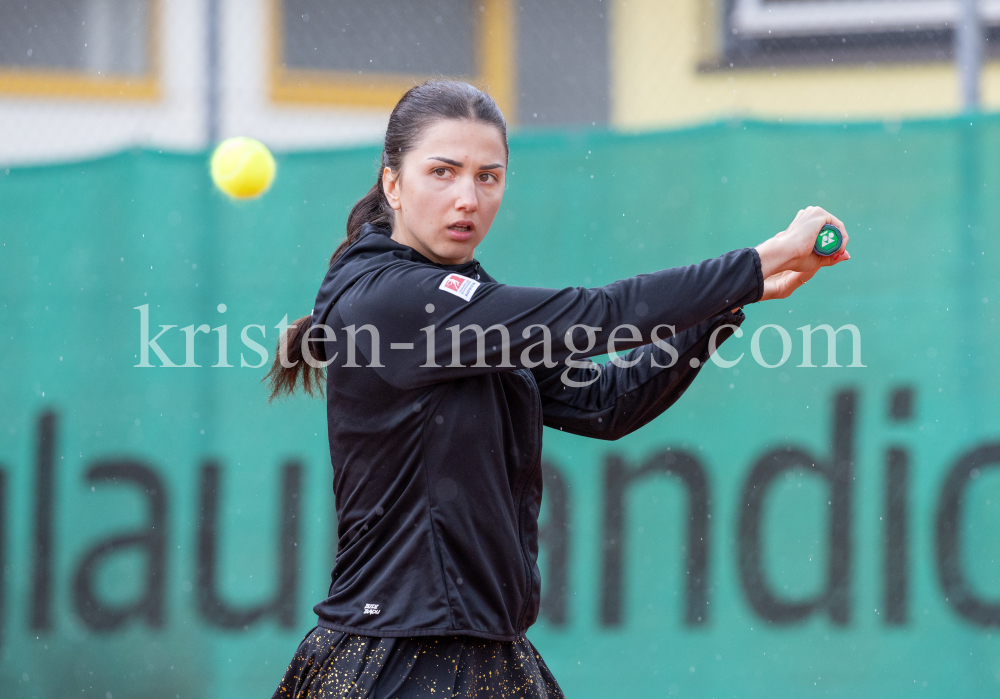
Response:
384,118,507,265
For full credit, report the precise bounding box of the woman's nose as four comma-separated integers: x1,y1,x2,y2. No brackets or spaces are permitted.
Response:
454,177,478,212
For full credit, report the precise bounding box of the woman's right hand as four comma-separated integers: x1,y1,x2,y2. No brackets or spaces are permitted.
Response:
754,206,850,302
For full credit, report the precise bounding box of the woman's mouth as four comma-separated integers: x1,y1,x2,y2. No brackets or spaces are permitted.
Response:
446,222,474,240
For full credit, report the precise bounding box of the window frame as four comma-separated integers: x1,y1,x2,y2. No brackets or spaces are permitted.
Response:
0,0,160,101
268,0,516,120
731,0,1000,38
707,0,1000,69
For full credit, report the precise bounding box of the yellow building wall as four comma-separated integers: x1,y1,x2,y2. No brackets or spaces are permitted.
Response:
610,0,1000,129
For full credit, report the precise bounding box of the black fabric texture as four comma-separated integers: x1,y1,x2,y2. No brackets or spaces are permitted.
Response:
272,626,565,698
306,223,762,641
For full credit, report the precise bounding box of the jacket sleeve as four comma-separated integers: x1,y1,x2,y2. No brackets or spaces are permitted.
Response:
529,308,747,440
333,247,763,390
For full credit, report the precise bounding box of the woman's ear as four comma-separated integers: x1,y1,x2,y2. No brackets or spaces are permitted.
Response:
382,167,401,211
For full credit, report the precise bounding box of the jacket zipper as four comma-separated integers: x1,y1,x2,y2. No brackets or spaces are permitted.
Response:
514,371,544,632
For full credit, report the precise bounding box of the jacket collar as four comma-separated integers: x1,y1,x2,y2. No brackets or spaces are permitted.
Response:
362,223,481,277
311,222,483,328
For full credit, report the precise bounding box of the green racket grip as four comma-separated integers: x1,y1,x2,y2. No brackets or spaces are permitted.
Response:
814,224,844,256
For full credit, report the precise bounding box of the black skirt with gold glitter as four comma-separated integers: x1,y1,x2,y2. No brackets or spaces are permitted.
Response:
272,626,566,699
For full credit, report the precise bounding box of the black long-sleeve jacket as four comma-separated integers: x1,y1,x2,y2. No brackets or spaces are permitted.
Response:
308,222,764,641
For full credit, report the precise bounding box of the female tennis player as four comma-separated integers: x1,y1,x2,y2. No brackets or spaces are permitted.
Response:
265,80,849,698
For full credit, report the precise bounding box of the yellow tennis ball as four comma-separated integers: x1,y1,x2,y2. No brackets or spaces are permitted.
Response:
210,137,276,199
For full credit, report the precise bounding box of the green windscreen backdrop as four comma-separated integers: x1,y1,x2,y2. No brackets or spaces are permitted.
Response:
3,115,1000,698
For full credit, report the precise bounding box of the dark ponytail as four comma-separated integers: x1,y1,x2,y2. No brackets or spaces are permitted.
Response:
265,79,509,402
264,314,322,402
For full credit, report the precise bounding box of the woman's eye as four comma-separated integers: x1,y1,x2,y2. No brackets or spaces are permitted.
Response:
478,172,496,183
433,168,447,176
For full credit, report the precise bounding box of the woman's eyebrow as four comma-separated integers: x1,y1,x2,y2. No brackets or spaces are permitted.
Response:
427,156,504,170
428,156,463,166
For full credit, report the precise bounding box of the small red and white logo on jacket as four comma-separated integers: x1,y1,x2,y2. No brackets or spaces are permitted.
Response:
438,273,481,302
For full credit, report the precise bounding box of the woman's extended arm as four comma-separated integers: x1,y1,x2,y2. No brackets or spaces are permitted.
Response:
523,207,850,439
322,207,847,391
331,246,761,390
529,308,746,440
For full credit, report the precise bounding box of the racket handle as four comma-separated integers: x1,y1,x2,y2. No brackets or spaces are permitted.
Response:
814,224,844,256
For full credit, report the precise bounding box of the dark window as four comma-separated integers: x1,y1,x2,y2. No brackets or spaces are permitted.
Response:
0,0,151,76
281,0,477,77
516,0,610,127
